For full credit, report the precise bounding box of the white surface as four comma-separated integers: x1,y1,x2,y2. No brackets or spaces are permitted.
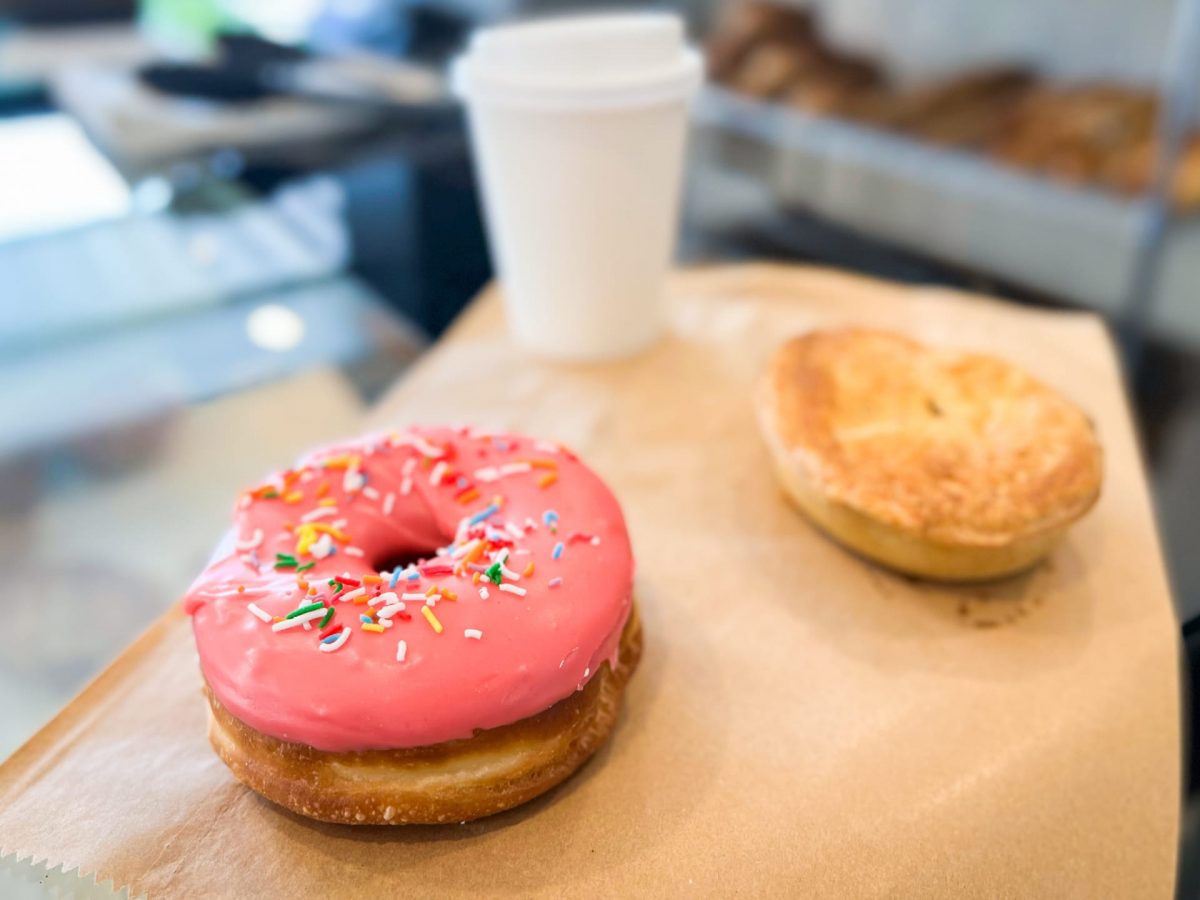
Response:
0,854,127,899
0,115,130,244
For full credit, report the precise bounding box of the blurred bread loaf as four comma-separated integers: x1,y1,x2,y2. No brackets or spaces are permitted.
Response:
709,1,1200,209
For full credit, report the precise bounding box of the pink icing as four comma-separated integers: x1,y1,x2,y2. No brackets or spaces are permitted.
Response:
183,427,634,752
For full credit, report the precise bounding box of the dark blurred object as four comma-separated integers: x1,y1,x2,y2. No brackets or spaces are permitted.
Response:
0,0,132,26
709,1,1200,210
336,148,490,337
137,31,445,111
400,5,475,65
139,34,308,103
308,2,472,65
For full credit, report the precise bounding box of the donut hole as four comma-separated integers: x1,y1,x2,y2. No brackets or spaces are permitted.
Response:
374,545,441,575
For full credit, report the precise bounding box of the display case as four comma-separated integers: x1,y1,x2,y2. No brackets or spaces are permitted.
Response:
693,0,1200,347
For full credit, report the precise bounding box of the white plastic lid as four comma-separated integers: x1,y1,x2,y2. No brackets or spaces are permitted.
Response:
451,13,703,110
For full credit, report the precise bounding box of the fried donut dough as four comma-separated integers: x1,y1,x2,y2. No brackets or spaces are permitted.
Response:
205,604,642,825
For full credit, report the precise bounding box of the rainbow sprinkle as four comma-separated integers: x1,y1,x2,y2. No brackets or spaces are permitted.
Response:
421,606,444,634
230,428,608,666
272,608,326,631
467,503,500,526
235,528,263,551
319,627,351,652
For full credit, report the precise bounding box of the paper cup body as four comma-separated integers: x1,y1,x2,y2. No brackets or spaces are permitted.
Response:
453,14,701,360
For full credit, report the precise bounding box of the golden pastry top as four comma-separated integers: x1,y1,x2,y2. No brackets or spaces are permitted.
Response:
758,328,1103,547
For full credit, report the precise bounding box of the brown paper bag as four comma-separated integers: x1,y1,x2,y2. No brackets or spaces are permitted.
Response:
0,265,1180,898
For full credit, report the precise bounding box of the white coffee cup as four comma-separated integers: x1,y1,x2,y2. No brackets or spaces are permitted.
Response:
452,14,702,360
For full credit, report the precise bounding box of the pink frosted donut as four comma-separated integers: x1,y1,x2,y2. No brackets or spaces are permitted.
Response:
183,426,639,824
